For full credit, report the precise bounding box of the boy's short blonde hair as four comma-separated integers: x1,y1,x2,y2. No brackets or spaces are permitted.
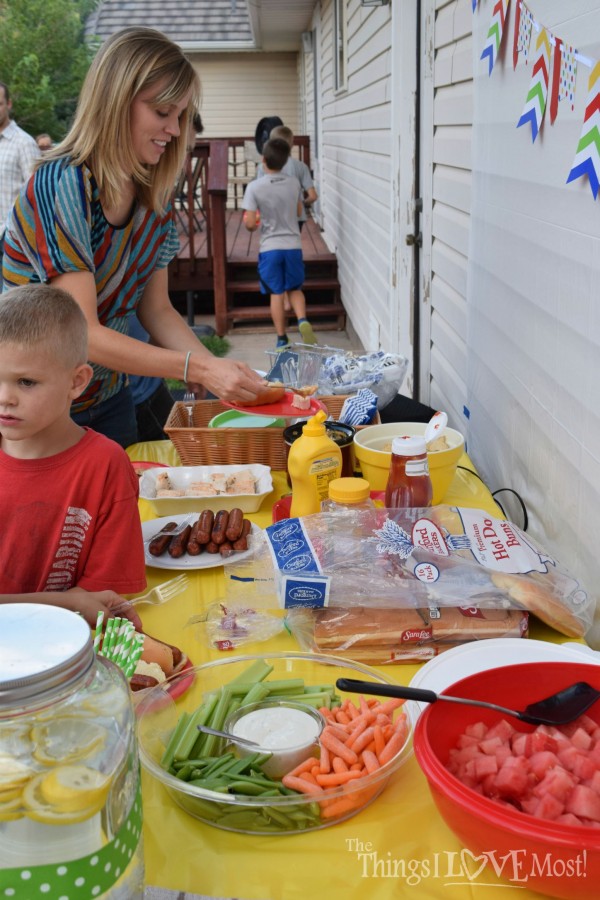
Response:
0,285,88,368
270,125,294,147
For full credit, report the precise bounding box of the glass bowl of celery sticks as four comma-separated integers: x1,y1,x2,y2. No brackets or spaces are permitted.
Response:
136,652,416,834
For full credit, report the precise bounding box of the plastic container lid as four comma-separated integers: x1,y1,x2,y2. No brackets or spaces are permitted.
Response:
328,477,371,504
0,604,94,706
391,435,427,456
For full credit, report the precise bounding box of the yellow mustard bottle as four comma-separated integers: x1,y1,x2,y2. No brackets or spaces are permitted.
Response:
289,409,343,517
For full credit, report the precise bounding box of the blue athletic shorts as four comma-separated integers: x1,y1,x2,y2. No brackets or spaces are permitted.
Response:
258,249,304,295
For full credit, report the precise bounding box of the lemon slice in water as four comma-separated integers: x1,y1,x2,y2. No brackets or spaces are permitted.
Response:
0,757,34,791
31,717,106,765
23,766,110,824
0,793,23,822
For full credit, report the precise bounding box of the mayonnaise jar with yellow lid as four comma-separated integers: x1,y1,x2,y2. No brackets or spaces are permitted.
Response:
0,604,144,899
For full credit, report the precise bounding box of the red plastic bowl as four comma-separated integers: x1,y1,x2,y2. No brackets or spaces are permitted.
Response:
414,661,600,900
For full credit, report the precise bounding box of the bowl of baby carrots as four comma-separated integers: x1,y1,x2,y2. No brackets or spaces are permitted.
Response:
136,652,416,834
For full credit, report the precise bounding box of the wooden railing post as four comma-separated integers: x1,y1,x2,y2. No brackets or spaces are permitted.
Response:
208,140,229,336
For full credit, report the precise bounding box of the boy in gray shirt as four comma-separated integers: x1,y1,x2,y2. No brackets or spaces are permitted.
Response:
243,138,316,349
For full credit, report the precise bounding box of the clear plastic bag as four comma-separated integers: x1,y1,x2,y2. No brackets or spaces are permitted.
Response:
224,506,594,638
190,602,284,650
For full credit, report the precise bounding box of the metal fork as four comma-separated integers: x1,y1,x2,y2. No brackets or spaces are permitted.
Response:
126,574,189,607
182,390,195,427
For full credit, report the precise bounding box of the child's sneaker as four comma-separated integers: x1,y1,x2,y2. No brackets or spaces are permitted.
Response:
276,335,290,350
299,320,317,345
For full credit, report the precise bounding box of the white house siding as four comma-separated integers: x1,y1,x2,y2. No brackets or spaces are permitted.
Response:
190,52,300,137
318,1,395,350
421,0,474,430
466,2,600,643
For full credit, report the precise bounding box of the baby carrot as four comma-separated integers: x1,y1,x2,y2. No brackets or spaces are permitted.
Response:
359,696,371,717
348,726,375,755
320,795,361,818
321,728,358,765
345,719,368,749
332,756,349,774
319,706,336,722
326,723,351,743
362,750,380,774
286,756,317,778
299,771,319,786
346,702,360,721
319,743,331,774
374,724,386,758
377,698,406,716
379,728,408,766
315,770,364,787
350,762,363,771
335,709,351,725
282,774,324,795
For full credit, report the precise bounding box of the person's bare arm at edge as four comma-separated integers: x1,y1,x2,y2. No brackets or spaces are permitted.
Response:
52,269,265,403
0,590,143,631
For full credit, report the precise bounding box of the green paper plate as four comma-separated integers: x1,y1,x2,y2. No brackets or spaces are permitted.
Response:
208,409,285,429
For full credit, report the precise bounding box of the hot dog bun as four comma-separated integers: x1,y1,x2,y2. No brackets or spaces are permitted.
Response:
239,382,286,407
141,633,175,676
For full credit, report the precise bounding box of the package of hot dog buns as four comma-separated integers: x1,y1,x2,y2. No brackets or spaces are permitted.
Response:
224,506,594,638
285,605,529,665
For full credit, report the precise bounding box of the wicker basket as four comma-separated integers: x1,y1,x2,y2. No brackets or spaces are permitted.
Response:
164,396,380,469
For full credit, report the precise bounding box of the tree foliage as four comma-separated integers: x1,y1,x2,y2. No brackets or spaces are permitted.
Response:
0,0,98,141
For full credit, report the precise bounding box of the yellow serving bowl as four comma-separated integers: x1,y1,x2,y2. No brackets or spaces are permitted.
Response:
353,422,465,504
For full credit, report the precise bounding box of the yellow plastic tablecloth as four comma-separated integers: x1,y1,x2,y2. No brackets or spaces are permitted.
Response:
127,442,567,900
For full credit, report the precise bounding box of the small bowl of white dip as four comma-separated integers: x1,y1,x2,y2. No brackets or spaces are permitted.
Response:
225,700,325,778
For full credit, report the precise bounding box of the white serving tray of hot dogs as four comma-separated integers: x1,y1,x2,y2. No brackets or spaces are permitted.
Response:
142,514,261,570
139,464,273,516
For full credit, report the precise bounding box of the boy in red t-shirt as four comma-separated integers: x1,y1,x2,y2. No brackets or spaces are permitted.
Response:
0,284,145,627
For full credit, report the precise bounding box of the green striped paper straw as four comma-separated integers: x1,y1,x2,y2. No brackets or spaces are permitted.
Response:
93,611,104,652
124,631,145,678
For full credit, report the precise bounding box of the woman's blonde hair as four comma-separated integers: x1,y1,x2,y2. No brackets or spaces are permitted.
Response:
46,27,200,214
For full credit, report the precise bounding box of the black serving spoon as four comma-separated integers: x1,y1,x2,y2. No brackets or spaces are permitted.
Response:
335,678,600,727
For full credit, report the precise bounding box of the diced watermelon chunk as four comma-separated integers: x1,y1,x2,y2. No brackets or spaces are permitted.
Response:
533,766,576,803
570,727,593,751
473,754,499,780
493,755,530,799
565,785,600,822
465,722,488,740
528,751,560,782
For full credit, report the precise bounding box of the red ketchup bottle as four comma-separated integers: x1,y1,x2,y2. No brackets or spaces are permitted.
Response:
384,435,433,508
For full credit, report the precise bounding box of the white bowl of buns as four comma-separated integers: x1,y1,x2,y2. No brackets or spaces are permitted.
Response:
140,465,273,515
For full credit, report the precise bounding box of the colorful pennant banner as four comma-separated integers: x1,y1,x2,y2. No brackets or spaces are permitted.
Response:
517,27,551,141
566,61,600,199
480,0,510,76
475,0,598,201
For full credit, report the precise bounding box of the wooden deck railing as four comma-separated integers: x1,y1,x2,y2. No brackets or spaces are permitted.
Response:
172,136,314,334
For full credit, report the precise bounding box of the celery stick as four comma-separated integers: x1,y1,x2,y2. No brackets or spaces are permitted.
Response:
160,711,191,769
201,686,232,757
241,682,271,705
260,678,305,694
173,693,219,762
228,659,274,684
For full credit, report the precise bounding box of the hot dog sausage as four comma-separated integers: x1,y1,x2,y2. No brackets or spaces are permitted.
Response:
149,521,178,556
211,510,229,545
225,508,244,542
204,540,220,554
187,518,205,556
232,519,252,552
168,524,192,558
219,541,235,558
130,674,160,691
196,509,214,545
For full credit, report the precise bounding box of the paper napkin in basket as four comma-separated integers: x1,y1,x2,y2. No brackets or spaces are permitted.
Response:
338,389,379,426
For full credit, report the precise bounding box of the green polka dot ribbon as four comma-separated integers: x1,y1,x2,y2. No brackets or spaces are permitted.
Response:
0,784,142,899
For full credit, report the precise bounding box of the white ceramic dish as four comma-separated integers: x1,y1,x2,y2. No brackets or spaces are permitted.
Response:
408,638,595,717
139,465,273,516
142,514,260,570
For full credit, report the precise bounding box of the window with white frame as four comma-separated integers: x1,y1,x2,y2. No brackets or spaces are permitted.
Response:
334,0,347,92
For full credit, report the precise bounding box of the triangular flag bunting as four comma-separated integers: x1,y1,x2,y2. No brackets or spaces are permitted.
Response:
480,0,510,76
567,61,600,200
517,27,551,141
517,3,533,62
549,38,562,124
512,0,521,69
559,43,577,110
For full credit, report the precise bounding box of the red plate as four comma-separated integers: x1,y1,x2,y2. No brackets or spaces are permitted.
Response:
131,460,168,477
224,393,326,418
166,657,195,700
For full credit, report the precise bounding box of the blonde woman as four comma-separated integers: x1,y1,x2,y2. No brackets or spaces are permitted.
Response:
2,28,264,447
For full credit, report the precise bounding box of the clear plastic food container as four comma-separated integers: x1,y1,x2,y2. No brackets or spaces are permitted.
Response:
0,604,144,899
